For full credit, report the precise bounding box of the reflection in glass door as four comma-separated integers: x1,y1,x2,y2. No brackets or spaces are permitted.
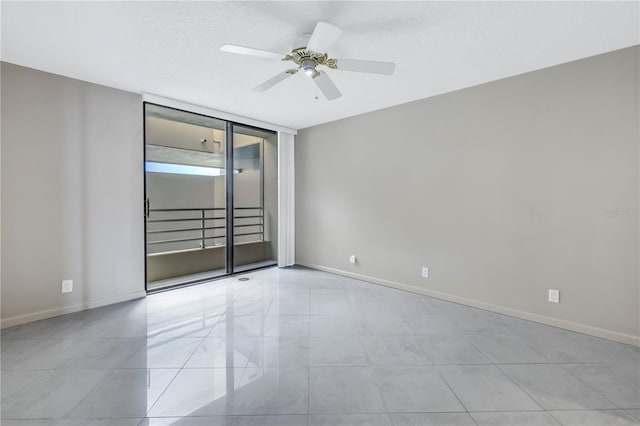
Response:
144,103,278,291
232,125,278,273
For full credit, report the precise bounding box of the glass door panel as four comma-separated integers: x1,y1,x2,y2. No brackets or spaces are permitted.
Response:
232,125,278,272
144,103,228,291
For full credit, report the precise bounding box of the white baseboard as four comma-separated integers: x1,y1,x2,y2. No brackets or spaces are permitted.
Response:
299,262,640,347
0,290,147,329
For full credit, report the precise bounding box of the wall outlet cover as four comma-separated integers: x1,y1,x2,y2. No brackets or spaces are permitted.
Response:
548,289,560,303
62,280,73,293
349,255,357,264
422,267,429,278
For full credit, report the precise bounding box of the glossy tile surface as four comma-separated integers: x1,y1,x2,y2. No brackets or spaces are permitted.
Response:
1,369,111,419
375,366,464,412
310,413,392,426
146,368,239,417
226,415,308,426
390,412,476,426
627,410,640,421
309,335,369,366
231,367,308,415
470,411,561,425
309,366,387,413
66,369,179,418
548,410,640,425
437,365,542,411
559,362,640,409
415,334,491,365
2,266,638,425
361,335,428,365
500,364,618,410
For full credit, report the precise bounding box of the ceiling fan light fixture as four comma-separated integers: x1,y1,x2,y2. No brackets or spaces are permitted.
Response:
302,59,316,76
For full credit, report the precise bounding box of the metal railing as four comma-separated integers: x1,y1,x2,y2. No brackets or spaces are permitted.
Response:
146,207,264,253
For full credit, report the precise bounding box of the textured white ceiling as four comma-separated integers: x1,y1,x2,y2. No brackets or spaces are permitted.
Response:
2,1,638,130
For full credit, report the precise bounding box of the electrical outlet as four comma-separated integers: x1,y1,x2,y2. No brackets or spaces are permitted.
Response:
548,289,559,303
349,255,357,264
61,280,73,293
422,267,429,278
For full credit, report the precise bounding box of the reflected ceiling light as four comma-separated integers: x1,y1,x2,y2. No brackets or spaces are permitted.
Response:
145,161,238,176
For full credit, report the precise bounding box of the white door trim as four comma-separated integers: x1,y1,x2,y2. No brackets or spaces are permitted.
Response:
277,131,295,267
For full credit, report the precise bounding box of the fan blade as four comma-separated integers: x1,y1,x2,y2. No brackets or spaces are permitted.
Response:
253,71,296,92
313,71,341,100
335,59,395,75
221,44,285,60
307,22,343,53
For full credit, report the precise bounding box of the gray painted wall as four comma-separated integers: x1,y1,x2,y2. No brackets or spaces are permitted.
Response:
295,46,640,345
1,62,144,326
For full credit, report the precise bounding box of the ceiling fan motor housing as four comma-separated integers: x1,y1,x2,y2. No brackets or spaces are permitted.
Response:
284,49,337,70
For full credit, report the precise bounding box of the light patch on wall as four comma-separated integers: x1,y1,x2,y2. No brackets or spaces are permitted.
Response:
145,161,238,176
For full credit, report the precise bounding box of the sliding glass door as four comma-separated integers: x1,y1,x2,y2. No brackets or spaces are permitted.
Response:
143,103,277,291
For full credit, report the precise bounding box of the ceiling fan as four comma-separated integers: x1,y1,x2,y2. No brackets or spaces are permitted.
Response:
220,21,395,101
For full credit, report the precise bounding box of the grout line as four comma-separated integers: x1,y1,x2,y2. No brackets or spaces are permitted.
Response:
545,410,565,425
434,368,475,421
552,363,626,410
492,364,548,412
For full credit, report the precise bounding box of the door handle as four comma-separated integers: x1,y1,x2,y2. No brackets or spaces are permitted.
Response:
144,198,150,219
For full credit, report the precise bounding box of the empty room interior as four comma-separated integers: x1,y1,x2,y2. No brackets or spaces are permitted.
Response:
1,2,639,426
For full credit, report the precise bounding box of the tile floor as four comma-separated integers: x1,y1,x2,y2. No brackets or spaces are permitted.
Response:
1,266,639,426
